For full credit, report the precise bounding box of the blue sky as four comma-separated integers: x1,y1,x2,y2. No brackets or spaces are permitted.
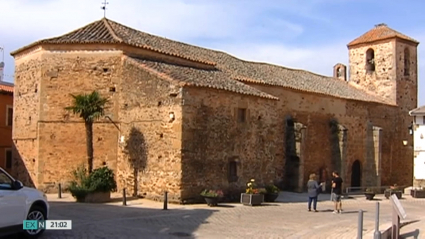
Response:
1,0,425,105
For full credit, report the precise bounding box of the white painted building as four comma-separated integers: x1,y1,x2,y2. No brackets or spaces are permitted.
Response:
409,106,425,187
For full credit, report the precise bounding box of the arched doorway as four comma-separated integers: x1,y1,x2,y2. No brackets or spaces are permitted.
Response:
351,160,361,188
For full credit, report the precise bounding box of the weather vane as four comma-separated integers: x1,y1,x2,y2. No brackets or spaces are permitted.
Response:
101,0,109,18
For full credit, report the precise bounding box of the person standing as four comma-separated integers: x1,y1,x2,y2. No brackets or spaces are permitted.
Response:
331,171,343,214
307,173,323,212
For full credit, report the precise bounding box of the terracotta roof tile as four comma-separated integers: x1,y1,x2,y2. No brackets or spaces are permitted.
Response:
0,81,14,93
127,57,278,100
348,23,419,47
11,18,405,104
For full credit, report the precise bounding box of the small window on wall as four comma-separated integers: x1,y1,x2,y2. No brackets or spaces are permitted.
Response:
404,48,410,76
228,161,238,182
5,149,12,169
6,106,13,126
237,108,246,123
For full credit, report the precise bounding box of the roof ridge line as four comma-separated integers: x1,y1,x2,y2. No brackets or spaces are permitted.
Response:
103,18,123,43
124,56,188,86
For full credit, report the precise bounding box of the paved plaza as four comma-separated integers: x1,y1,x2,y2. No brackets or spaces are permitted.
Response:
5,192,425,239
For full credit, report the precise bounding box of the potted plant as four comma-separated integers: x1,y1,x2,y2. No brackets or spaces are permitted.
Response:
264,184,280,202
200,189,224,206
240,179,264,206
68,165,117,203
411,187,425,198
364,188,375,200
385,184,402,199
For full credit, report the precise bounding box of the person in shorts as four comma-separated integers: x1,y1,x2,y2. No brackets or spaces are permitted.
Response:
331,171,343,214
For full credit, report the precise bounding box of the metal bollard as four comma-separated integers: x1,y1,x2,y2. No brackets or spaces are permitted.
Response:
357,209,363,239
123,188,127,206
163,191,168,210
374,202,381,239
58,183,62,199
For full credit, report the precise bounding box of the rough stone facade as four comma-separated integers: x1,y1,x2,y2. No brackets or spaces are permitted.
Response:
181,87,279,200
117,57,183,202
9,19,419,202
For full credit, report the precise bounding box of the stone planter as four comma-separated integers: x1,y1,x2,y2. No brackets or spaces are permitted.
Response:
76,192,111,203
203,197,219,206
385,190,402,199
364,193,375,200
240,193,263,206
411,190,425,198
264,193,279,202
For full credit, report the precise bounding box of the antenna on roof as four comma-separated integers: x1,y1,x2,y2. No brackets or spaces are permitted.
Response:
0,46,4,82
101,0,109,18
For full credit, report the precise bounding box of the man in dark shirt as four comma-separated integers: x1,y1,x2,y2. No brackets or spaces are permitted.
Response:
331,171,343,214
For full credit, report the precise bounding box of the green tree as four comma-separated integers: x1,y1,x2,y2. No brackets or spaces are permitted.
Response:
65,91,108,173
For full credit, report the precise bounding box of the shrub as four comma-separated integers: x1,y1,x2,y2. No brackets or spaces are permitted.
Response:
265,184,279,194
68,165,117,201
200,189,224,198
88,166,117,192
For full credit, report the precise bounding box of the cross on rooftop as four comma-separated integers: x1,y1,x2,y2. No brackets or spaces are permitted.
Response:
101,0,109,18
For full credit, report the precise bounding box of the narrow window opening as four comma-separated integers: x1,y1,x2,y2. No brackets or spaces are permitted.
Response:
366,48,375,72
237,108,246,123
5,149,12,169
158,101,162,106
109,87,116,92
6,106,13,126
103,68,109,73
228,160,238,182
404,48,410,76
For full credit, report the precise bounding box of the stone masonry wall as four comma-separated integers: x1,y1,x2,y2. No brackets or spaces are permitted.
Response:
245,83,408,189
11,51,43,186
395,40,418,112
13,50,122,191
348,40,396,104
181,86,280,201
118,58,183,202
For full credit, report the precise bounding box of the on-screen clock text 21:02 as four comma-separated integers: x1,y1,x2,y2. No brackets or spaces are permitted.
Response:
23,220,72,230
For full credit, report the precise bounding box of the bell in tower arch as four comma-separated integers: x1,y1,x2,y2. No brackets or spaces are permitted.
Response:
333,63,347,81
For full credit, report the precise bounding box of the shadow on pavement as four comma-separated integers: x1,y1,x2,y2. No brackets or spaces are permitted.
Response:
341,210,368,214
5,201,217,239
400,229,420,239
108,196,143,203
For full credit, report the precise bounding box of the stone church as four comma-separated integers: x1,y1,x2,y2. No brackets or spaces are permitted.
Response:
10,18,418,202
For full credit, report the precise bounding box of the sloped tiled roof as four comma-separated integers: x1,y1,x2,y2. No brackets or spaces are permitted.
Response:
409,106,425,116
0,81,13,94
10,18,215,66
348,23,419,47
11,18,400,104
127,57,278,100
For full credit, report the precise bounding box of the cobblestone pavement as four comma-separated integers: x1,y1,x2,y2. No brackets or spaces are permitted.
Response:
6,192,425,239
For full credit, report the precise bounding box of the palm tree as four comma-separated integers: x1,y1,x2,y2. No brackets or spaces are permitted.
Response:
65,91,108,173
